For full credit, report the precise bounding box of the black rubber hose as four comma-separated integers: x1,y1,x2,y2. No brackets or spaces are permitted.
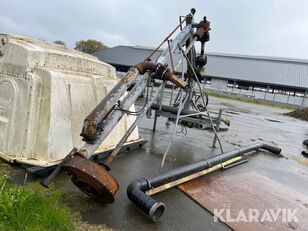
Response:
127,179,165,222
261,143,281,154
127,143,281,222
151,103,202,118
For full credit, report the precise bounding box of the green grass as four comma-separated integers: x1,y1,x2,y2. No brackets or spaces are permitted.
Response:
0,174,77,231
207,91,297,110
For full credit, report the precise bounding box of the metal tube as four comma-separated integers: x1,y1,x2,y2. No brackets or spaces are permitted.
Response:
151,103,220,121
80,74,150,158
41,147,78,187
180,44,224,153
150,143,280,186
184,36,198,56
157,25,192,65
212,109,222,147
160,89,189,169
127,143,281,221
169,85,175,106
105,84,165,164
145,17,187,61
200,42,205,55
173,37,198,73
81,68,140,139
167,39,175,73
159,82,166,111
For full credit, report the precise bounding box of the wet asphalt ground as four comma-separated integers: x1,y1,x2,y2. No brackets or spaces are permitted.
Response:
5,93,308,230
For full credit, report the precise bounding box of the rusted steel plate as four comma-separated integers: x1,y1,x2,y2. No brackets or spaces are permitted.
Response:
63,155,119,203
178,171,308,231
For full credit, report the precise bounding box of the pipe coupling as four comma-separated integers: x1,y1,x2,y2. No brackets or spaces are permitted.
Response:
156,64,188,89
134,61,156,75
194,19,211,41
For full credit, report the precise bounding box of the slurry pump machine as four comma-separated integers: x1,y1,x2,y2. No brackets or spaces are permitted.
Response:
39,8,281,220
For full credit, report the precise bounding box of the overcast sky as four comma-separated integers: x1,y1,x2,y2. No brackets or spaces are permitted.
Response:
1,0,308,59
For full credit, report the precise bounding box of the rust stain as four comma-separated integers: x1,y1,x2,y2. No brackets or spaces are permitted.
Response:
63,155,119,203
178,171,308,231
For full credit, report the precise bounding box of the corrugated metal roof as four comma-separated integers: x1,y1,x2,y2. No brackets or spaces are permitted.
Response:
92,46,162,67
93,46,308,90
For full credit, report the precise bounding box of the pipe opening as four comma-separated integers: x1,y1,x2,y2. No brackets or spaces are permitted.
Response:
149,202,165,222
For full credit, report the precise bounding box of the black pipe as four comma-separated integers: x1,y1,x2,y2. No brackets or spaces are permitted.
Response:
151,103,202,118
127,143,281,222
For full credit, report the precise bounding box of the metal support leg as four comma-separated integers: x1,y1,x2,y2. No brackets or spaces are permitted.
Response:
159,81,166,111
165,118,171,126
166,84,175,126
169,85,175,106
146,84,154,118
108,84,165,159
212,109,222,148
153,112,158,132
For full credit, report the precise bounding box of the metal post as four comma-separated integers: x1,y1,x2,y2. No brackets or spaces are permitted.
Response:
302,90,307,106
173,36,197,72
264,85,270,100
165,84,174,126
153,113,158,132
80,74,150,159
184,37,198,56
157,26,192,65
169,85,175,106
158,81,166,111
232,81,236,92
146,82,154,118
212,109,222,148
109,84,165,158
183,83,193,110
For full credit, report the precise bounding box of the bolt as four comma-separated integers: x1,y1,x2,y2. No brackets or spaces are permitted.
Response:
1,39,5,45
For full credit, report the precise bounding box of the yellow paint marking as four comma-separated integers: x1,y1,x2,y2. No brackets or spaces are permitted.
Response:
146,156,243,196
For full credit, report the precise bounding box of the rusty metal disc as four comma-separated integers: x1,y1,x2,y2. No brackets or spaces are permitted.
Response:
62,155,119,203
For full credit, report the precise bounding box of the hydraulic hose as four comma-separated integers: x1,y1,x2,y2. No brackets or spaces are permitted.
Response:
127,143,281,222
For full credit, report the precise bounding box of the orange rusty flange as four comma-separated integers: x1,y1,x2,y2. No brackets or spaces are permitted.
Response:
62,155,119,203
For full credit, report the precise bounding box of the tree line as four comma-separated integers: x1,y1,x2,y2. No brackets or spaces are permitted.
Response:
53,39,108,54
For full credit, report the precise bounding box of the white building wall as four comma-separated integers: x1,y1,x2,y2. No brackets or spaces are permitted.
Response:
211,79,228,90
207,77,308,107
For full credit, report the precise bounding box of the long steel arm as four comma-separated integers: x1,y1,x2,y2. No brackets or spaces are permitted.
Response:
42,9,205,186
